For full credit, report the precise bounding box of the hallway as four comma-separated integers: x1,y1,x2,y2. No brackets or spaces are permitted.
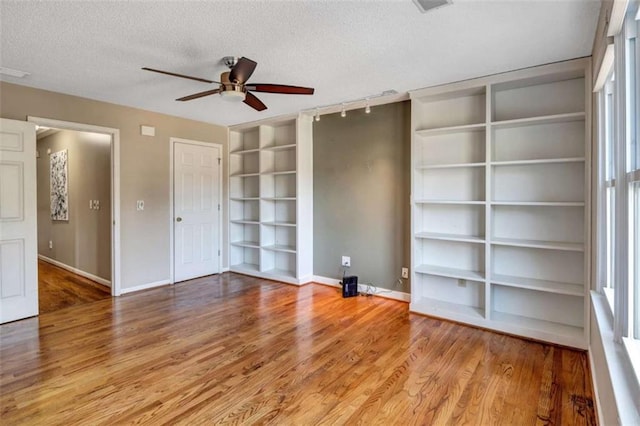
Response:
38,259,111,314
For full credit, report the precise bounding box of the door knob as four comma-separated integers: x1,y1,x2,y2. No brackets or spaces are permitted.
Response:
176,217,182,222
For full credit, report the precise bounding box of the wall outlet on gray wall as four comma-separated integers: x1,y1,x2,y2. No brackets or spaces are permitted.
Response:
402,267,409,279
49,240,53,249
341,256,351,267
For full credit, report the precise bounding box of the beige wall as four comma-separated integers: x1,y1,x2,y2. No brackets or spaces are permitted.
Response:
0,82,229,290
37,130,112,280
313,101,411,292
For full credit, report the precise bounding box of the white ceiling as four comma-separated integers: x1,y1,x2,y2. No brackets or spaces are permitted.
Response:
0,0,600,127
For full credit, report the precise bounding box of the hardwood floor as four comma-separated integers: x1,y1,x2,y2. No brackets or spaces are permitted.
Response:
1,273,596,425
38,259,111,314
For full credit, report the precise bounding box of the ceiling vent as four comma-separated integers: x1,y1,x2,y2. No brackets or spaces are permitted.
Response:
412,0,452,13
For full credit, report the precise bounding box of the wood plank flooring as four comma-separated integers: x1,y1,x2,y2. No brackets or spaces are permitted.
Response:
38,259,111,314
1,273,596,425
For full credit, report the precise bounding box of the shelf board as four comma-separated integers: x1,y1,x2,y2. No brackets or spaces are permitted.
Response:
262,244,297,253
491,274,584,296
490,201,585,207
261,197,296,201
261,170,297,176
415,264,485,281
230,263,261,274
415,123,486,137
230,197,260,201
230,148,260,155
491,111,586,129
415,232,485,244
230,240,260,249
491,311,584,340
261,221,297,227
262,268,296,279
411,297,485,321
416,162,486,170
491,237,584,252
415,200,486,205
491,157,585,166
230,220,260,225
262,143,296,151
230,172,260,178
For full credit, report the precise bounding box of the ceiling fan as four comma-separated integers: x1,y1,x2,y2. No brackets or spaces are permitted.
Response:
142,56,314,111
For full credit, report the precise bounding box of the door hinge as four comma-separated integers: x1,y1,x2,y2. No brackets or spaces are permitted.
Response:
218,204,220,211
218,158,221,165
218,249,221,256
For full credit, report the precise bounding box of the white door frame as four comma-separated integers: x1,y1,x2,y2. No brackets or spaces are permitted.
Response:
169,137,223,283
27,116,122,296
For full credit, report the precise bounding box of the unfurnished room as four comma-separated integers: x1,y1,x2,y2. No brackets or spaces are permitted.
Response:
0,1,639,424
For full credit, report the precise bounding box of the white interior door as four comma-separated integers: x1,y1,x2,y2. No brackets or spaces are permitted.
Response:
174,141,221,282
0,119,37,323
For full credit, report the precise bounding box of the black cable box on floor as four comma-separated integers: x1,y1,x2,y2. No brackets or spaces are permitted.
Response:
342,276,358,298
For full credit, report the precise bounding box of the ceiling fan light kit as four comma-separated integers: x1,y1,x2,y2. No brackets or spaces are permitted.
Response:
142,56,314,112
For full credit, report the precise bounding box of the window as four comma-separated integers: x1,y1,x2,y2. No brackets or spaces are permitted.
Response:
597,0,640,385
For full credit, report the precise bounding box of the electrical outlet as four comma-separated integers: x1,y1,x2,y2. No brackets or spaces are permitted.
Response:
341,256,351,267
89,200,93,209
401,267,409,279
136,200,144,211
48,240,53,249
458,279,467,287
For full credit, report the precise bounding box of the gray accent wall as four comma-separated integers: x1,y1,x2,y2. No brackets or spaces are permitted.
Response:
37,130,112,280
313,101,411,293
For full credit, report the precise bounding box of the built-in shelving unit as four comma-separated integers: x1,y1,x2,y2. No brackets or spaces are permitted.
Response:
228,115,313,285
409,58,591,349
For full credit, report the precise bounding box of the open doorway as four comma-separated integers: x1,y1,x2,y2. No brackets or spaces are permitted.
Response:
35,127,111,312
29,117,121,308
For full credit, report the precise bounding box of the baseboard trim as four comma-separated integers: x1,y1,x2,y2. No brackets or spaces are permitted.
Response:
119,279,172,295
312,275,410,303
38,255,111,287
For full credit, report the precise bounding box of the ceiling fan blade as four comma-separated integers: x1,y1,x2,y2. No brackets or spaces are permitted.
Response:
228,57,257,84
244,92,267,111
142,67,219,84
246,84,314,95
176,88,221,101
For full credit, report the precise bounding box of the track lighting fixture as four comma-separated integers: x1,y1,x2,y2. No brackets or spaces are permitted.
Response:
365,99,371,114
341,104,346,118
315,108,320,121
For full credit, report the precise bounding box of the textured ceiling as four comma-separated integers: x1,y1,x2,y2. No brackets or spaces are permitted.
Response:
0,0,600,127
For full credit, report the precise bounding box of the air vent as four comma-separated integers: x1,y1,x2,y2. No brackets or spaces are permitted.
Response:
412,0,452,13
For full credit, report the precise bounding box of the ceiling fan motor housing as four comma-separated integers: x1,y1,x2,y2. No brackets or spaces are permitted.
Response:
219,71,247,101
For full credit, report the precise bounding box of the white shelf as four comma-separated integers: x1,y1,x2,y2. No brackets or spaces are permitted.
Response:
262,244,296,253
490,201,585,207
230,220,260,225
491,311,584,341
261,197,296,201
415,264,485,281
230,148,260,155
262,170,296,176
415,200,486,205
410,59,589,348
491,274,583,297
491,237,584,252
230,263,261,274
415,123,486,137
415,232,485,244
261,221,297,227
491,112,585,129
491,157,585,166
230,172,260,178
416,162,486,170
230,197,260,201
262,143,296,151
411,297,485,321
230,240,260,249
262,268,296,279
